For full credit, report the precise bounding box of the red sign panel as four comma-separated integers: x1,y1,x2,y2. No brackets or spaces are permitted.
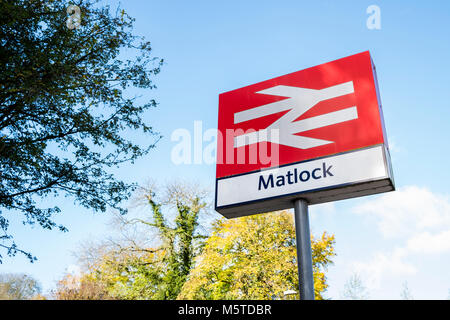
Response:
216,51,387,179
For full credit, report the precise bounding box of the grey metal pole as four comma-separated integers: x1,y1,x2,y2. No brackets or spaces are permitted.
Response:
293,198,315,300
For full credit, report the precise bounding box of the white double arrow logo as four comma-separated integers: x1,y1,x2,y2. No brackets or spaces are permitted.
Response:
233,81,358,149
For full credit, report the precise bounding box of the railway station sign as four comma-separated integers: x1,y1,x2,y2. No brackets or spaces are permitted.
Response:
215,51,395,218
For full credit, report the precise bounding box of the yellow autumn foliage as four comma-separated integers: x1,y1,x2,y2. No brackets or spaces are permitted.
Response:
178,211,335,300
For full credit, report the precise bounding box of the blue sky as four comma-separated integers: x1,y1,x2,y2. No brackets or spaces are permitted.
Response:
2,0,450,299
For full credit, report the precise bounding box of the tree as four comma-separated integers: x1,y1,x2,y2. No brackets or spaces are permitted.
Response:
55,244,167,300
0,273,42,300
0,0,163,262
178,211,336,300
54,181,210,300
341,273,370,300
400,281,414,300
53,272,114,300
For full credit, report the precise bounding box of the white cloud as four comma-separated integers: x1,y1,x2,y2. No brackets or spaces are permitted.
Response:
406,230,450,254
351,248,417,289
353,185,450,239
347,185,450,291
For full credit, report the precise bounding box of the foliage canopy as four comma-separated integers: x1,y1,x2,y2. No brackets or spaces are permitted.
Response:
54,182,209,300
0,0,162,262
0,273,42,300
178,211,336,300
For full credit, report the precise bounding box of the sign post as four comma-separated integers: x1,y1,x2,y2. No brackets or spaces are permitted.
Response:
215,51,395,300
293,198,314,300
